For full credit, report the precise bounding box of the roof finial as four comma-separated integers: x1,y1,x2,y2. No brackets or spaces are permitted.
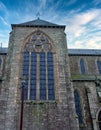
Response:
36,12,40,19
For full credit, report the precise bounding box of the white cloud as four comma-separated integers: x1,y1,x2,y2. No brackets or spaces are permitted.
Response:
39,0,47,8
0,30,9,47
63,8,101,49
66,0,77,6
0,16,9,25
0,1,6,10
0,1,9,16
65,9,100,37
0,1,101,49
93,0,101,5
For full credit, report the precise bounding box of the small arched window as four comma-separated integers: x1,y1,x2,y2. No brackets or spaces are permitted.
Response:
74,90,83,125
22,31,55,101
80,58,86,74
97,60,101,74
98,111,101,129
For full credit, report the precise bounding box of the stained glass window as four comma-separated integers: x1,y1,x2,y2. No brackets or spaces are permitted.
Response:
80,58,86,74
97,61,101,74
22,31,55,101
74,90,83,125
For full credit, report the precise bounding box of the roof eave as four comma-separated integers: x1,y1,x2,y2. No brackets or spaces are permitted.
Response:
11,24,66,29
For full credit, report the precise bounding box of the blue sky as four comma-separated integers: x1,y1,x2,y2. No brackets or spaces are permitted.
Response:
0,0,101,49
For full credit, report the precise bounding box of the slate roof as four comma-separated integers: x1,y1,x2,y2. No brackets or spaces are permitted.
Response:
11,18,65,28
0,48,8,54
0,48,101,56
68,49,101,56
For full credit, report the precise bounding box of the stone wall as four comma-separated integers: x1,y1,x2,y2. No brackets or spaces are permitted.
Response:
0,54,7,130
69,55,101,75
4,26,78,130
69,55,100,130
1,27,101,130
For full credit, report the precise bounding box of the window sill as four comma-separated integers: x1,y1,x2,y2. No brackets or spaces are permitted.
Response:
17,100,57,105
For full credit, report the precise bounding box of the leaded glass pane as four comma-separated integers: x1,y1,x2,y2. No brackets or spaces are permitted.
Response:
23,89,28,100
40,89,46,100
47,52,55,100
30,89,36,100
22,52,29,100
30,52,37,100
40,52,46,100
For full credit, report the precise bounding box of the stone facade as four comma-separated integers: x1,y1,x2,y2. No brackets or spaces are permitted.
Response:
0,19,101,130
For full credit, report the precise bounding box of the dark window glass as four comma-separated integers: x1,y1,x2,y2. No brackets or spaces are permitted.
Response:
40,90,46,100
30,52,37,100
30,89,36,100
47,52,55,100
80,59,86,74
40,52,46,100
23,89,28,100
74,90,83,125
0,58,2,68
22,50,55,101
22,52,29,100
97,61,101,74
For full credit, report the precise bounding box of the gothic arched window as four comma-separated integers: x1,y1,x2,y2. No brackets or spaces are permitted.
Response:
97,60,101,74
22,31,55,101
98,111,101,130
74,90,83,125
80,58,86,74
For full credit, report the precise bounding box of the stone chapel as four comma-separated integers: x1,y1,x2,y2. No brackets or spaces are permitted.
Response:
0,18,101,130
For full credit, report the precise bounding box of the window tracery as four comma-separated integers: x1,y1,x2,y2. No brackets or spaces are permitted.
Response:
25,31,51,52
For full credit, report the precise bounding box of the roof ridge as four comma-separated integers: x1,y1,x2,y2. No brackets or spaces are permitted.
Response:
11,18,66,28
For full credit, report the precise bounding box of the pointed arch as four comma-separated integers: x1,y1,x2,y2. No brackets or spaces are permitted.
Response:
22,30,55,101
80,58,86,74
74,89,83,126
21,30,55,53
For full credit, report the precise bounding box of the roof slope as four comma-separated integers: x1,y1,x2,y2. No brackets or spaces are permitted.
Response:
68,49,101,55
0,48,8,54
11,18,65,28
1,48,101,56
